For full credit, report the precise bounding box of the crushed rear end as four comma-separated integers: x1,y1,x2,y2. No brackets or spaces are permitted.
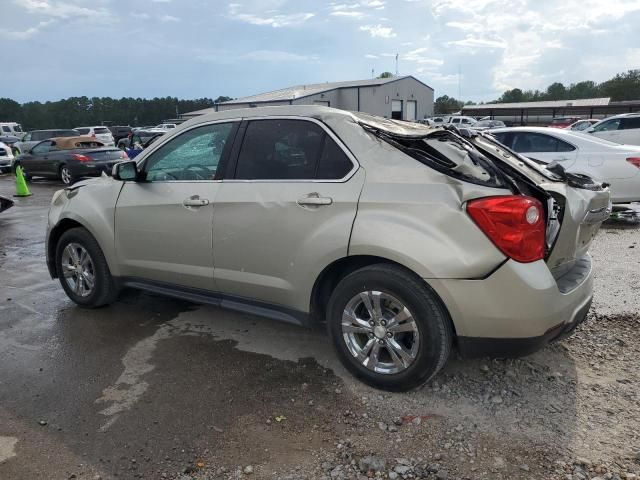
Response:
354,114,611,357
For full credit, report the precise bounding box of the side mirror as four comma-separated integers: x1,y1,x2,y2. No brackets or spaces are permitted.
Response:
112,160,138,181
585,127,595,133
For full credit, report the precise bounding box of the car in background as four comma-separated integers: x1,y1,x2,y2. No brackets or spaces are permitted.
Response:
586,113,640,146
471,119,505,131
14,136,127,185
491,126,640,203
74,126,115,147
548,117,582,129
0,141,14,173
153,123,177,131
12,129,79,156
46,106,610,391
445,115,477,126
117,130,165,150
0,122,24,139
568,119,599,132
0,135,21,148
109,126,132,144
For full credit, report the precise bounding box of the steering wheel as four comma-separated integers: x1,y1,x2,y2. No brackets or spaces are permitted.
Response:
181,164,213,180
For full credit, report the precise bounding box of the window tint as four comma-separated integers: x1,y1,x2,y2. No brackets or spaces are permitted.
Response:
593,119,621,132
32,141,52,154
317,136,353,179
235,119,324,180
1,126,9,133
94,127,110,134
621,117,640,130
14,125,22,132
76,128,90,135
511,133,574,153
32,131,51,141
145,123,234,182
491,132,510,146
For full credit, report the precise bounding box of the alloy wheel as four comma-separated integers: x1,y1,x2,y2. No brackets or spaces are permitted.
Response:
60,166,72,185
61,243,95,297
341,291,420,374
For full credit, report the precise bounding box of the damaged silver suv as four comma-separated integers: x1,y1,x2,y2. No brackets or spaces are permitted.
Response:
46,106,611,391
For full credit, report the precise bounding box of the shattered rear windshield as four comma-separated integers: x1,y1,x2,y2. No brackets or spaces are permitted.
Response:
361,123,506,188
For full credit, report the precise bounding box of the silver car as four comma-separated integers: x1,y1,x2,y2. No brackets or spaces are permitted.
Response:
46,106,611,391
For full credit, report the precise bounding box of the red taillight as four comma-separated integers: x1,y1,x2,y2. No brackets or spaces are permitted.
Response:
120,150,128,159
467,196,546,263
72,154,90,162
627,157,640,169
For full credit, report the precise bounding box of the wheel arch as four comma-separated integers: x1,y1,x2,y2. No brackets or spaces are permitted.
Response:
310,254,457,337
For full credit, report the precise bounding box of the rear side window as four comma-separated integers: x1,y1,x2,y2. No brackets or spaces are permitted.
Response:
235,120,324,180
317,136,353,179
32,131,50,141
94,127,110,134
76,128,90,135
621,117,640,130
511,133,575,153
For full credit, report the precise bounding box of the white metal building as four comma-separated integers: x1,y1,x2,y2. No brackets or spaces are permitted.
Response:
183,76,434,121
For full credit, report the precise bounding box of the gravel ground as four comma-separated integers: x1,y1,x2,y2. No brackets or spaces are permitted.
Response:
187,221,640,480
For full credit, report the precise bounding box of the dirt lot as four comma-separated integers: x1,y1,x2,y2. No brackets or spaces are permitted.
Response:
0,174,638,480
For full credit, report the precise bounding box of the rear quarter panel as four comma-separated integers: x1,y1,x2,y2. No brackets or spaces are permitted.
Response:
323,117,508,279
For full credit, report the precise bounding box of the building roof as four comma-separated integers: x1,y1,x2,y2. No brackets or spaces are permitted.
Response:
220,75,431,106
463,97,611,111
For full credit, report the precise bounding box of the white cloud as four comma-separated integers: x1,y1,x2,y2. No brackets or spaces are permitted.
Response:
403,47,444,66
159,14,180,22
448,34,506,49
0,19,54,39
13,0,109,19
131,12,150,19
365,54,379,58
240,50,317,62
330,10,365,18
229,4,314,28
359,24,396,38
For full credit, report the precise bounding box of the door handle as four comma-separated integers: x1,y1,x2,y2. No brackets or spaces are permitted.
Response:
297,193,333,206
183,195,210,207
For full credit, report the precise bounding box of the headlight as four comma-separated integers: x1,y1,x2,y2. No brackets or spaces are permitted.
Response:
51,189,67,205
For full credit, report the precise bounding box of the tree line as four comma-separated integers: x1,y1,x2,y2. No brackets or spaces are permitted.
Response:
434,69,640,114
0,96,233,130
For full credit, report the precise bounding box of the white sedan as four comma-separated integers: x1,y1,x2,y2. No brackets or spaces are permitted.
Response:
490,127,640,203
0,141,14,173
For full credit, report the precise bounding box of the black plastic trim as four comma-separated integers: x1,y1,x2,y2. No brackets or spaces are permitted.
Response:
457,297,592,358
118,277,311,327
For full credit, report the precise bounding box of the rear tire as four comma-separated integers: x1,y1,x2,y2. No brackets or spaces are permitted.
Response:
327,264,453,391
55,227,118,308
59,164,75,185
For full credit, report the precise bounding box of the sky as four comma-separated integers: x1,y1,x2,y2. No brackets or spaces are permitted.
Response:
2,0,640,103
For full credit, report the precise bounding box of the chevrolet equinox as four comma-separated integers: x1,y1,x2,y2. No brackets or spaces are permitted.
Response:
46,106,611,391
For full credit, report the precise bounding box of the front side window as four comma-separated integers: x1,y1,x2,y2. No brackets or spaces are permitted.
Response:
2,126,10,133
14,125,22,132
235,119,324,180
145,123,235,182
23,132,32,141
593,119,621,132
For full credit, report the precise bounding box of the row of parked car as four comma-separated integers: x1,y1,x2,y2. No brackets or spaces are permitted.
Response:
0,123,173,182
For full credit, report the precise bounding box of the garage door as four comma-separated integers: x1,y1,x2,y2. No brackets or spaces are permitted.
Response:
391,100,403,120
406,101,417,121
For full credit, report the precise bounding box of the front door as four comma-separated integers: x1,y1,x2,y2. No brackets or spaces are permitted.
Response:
212,118,364,312
114,121,238,290
591,118,623,143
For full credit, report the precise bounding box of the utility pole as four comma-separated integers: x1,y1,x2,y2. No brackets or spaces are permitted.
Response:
372,68,375,79
395,54,399,76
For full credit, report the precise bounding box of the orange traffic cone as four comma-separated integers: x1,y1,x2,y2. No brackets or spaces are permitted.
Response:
14,165,32,197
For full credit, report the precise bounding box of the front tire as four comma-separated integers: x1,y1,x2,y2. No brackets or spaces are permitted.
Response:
55,227,118,308
327,264,453,391
59,164,75,185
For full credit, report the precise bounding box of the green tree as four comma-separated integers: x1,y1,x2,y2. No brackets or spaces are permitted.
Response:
434,95,463,114
378,71,394,79
545,82,567,100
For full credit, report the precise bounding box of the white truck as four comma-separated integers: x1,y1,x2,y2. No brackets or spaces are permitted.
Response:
0,122,25,140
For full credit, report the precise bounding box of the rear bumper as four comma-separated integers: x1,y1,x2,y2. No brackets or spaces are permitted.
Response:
428,255,594,357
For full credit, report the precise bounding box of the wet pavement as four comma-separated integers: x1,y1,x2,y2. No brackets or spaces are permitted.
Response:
1,174,639,480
